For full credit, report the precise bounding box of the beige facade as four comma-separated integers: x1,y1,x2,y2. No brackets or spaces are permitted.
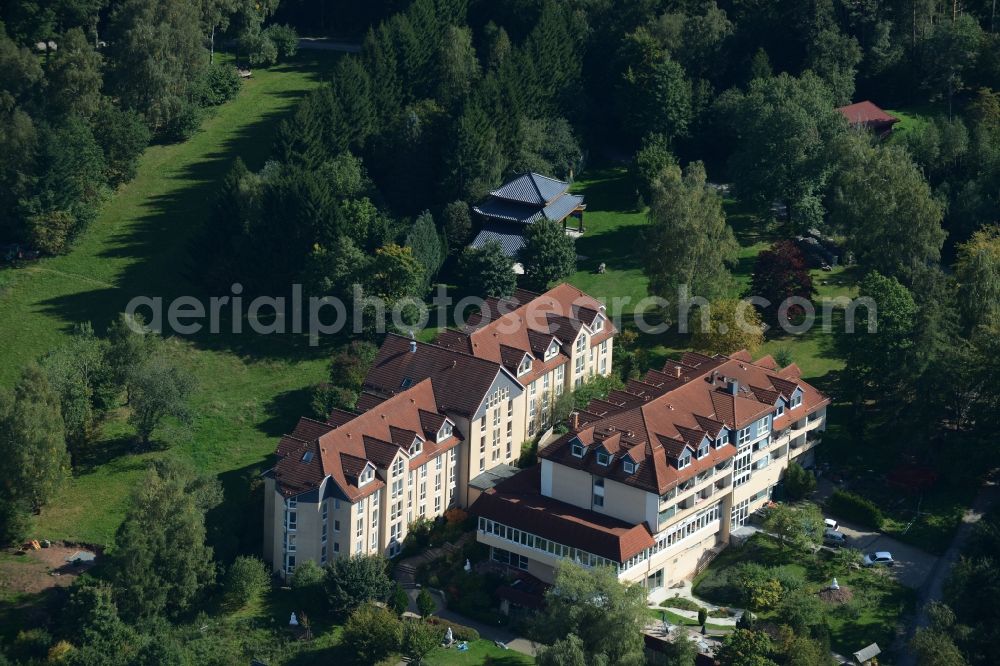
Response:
477,406,827,597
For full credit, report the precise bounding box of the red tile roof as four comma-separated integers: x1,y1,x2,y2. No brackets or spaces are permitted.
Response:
436,284,616,384
540,351,829,495
272,379,462,500
364,334,509,417
470,466,655,562
836,101,899,128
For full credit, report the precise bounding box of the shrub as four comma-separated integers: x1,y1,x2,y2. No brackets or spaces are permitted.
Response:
162,100,203,142
264,24,298,58
660,596,702,612
828,489,884,529
784,462,817,500
224,556,270,608
425,616,480,641
193,63,242,107
341,604,402,663
417,589,436,618
310,383,358,419
290,560,325,612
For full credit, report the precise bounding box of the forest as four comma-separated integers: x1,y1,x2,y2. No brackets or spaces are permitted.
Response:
0,0,999,665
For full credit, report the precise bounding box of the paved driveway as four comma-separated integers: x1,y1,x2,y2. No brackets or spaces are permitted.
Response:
833,522,938,589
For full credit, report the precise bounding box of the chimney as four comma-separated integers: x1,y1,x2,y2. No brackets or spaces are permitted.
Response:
726,378,739,395
409,330,417,353
570,411,580,431
674,366,682,378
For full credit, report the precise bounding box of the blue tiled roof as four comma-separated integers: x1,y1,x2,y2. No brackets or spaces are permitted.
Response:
490,173,570,205
472,198,542,224
469,224,528,257
542,194,585,222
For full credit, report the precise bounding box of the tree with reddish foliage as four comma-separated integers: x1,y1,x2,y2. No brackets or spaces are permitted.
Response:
749,241,815,324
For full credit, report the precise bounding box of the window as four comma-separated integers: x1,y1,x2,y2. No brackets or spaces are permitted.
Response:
480,416,486,434
576,335,586,353
623,459,636,474
596,450,610,466
434,496,441,512
775,402,784,416
356,518,363,537
302,450,313,463
594,494,604,507
421,464,428,478
355,540,362,554
592,316,603,332
737,426,752,446
518,355,532,375
600,356,607,373
435,455,443,471
359,464,375,486
697,441,710,459
437,421,453,441
409,439,422,455
791,393,802,409
677,452,691,470
555,365,565,395
545,340,559,360
286,555,295,573
419,482,426,500
571,440,585,457
393,458,405,476
600,339,609,355
285,510,297,531
321,544,327,564
333,541,340,553
716,431,729,448
756,416,770,437
493,408,501,427
508,399,513,417
435,474,441,492
575,356,584,374
287,498,297,509
391,478,403,499
479,458,485,472
334,519,340,533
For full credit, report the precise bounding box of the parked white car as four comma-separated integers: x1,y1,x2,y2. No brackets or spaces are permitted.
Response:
824,518,839,531
863,551,895,567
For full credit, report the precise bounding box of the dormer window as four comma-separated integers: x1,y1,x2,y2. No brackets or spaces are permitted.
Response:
716,431,729,448
358,464,375,486
677,452,691,470
775,402,785,416
790,393,802,409
697,442,710,459
545,340,559,360
623,459,636,474
518,355,532,376
596,450,611,466
592,316,603,333
437,421,453,442
409,438,423,456
571,439,585,457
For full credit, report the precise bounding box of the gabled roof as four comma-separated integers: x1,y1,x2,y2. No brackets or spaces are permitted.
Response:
454,284,615,385
272,379,463,500
490,172,570,206
469,223,529,257
836,101,898,127
364,333,509,417
540,351,829,495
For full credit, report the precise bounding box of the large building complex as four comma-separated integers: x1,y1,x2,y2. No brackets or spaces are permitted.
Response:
471,350,828,599
263,284,615,578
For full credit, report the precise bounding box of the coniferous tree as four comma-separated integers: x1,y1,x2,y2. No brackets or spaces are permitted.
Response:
405,211,445,288
444,102,504,201
112,461,220,619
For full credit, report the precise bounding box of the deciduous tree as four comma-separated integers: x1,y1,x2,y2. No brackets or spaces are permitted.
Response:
539,561,646,665
749,241,815,326
456,241,516,298
323,554,394,617
690,299,764,356
644,161,738,303
519,218,576,292
341,603,402,664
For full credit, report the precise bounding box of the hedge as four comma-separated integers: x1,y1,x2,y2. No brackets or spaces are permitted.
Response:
425,616,480,641
827,489,884,529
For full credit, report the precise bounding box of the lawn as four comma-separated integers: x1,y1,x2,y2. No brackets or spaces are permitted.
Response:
692,534,916,656
566,166,650,312
0,51,339,547
425,641,536,665
566,165,855,383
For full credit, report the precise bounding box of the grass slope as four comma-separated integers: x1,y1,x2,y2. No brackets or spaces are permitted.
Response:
0,53,338,547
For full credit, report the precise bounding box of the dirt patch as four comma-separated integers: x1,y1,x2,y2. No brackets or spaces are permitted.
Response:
0,544,101,598
818,586,854,604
